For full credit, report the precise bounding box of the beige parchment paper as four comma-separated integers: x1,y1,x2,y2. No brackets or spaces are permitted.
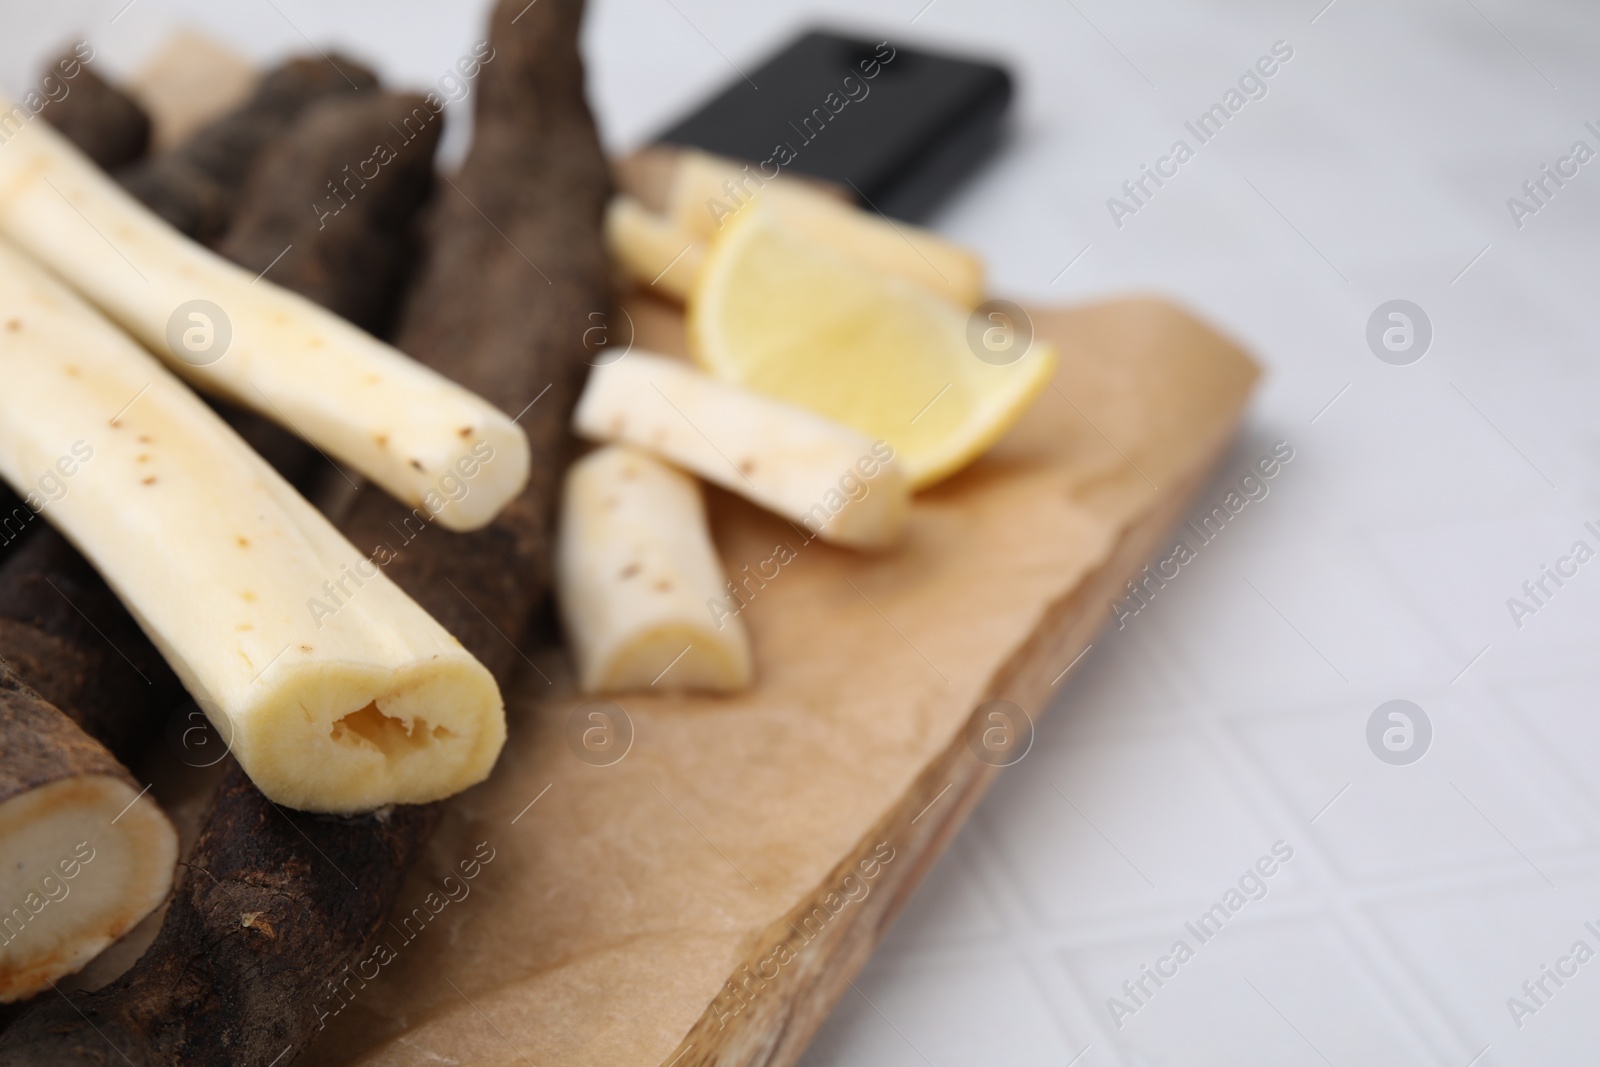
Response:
286,292,1260,1067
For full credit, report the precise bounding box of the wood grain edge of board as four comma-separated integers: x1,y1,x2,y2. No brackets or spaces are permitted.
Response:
661,326,1257,1067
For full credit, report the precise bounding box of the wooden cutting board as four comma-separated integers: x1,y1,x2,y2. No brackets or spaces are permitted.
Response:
292,292,1259,1067
64,32,1263,1067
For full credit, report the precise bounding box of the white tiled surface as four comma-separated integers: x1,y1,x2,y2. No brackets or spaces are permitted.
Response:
9,0,1600,1063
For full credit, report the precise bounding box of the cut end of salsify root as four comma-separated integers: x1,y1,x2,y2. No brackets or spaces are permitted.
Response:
0,776,176,1002
228,654,506,812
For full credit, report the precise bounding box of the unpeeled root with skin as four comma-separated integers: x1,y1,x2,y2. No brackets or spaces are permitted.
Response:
38,47,151,172
0,760,441,1062
217,90,444,339
0,239,505,813
0,111,529,533
667,149,986,308
335,0,613,677
0,483,27,566
0,531,185,767
0,664,176,1002
558,445,752,693
117,54,377,243
574,353,910,550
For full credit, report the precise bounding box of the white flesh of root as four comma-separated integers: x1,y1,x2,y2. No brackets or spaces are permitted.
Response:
557,445,752,693
0,106,528,532
0,239,506,813
572,353,910,551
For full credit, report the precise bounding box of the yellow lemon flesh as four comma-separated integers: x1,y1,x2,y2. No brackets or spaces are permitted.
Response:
687,207,1055,490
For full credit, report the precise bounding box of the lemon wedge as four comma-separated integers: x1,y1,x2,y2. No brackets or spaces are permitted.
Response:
687,207,1056,490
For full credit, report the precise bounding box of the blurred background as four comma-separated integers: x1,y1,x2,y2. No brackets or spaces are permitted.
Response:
7,1,1600,1063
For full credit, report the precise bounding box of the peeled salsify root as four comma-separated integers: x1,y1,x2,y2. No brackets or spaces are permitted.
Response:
0,238,505,813
0,108,529,532
558,445,752,693
573,352,910,550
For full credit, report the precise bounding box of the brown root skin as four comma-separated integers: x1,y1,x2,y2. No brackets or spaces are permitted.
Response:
38,53,152,171
0,484,28,567
117,54,379,244
0,761,441,1065
208,89,447,500
210,399,330,496
340,0,611,678
0,532,185,767
0,664,132,804
219,91,443,338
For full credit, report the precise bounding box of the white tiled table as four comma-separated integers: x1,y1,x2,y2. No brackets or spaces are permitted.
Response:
9,1,1600,1063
